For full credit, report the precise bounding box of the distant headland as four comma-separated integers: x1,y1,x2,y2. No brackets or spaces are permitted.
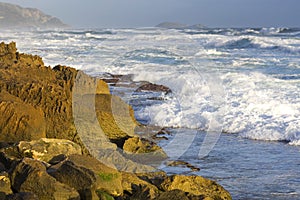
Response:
0,2,68,29
156,22,205,29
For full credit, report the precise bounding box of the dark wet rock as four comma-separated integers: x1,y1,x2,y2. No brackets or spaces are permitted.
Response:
10,158,80,200
136,82,171,94
167,160,200,172
155,189,204,200
151,128,172,140
121,172,159,200
48,154,67,165
49,154,123,198
0,162,6,172
0,172,13,196
0,146,22,170
136,171,168,189
5,192,39,200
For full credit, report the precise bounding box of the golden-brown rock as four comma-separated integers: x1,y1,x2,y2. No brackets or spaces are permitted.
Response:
161,175,232,200
0,42,135,153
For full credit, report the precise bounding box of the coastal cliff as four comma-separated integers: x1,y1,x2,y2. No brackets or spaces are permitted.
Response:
0,2,68,29
0,42,231,200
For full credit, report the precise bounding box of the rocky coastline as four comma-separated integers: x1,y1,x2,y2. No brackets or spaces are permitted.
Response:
0,42,231,200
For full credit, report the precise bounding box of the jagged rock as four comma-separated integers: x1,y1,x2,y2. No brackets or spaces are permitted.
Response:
5,192,39,200
0,42,135,154
160,175,232,200
10,158,80,200
17,138,82,162
136,171,168,188
155,189,203,200
0,162,5,172
121,172,159,199
0,2,68,29
95,94,138,143
136,82,171,94
122,137,167,167
123,137,162,154
0,172,13,196
89,148,157,173
0,42,232,200
0,146,22,170
167,160,200,172
49,154,123,198
0,90,46,142
48,154,67,165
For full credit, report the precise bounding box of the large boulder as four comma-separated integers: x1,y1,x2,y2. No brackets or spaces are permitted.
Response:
17,138,82,162
10,158,80,200
49,154,123,198
0,172,13,197
121,172,159,199
155,189,203,200
0,91,46,142
160,175,232,200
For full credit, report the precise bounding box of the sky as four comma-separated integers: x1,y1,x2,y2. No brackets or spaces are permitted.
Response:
1,0,300,28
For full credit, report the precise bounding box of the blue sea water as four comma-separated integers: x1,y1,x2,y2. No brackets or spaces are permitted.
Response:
1,27,300,199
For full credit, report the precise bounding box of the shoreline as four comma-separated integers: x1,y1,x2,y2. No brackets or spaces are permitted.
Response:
0,42,231,199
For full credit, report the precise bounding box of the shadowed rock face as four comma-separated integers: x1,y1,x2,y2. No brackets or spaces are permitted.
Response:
0,2,68,29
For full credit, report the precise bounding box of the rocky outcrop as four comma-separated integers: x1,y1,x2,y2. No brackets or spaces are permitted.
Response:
10,158,80,200
0,140,232,199
49,154,123,198
0,2,68,29
0,42,232,199
0,42,132,154
17,138,82,162
161,175,232,200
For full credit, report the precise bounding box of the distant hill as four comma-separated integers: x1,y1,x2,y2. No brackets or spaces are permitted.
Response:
156,22,205,29
0,2,68,29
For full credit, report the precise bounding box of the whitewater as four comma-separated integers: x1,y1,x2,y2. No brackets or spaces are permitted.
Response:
2,27,300,199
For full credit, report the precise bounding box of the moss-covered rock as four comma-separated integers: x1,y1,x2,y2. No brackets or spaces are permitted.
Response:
49,154,123,198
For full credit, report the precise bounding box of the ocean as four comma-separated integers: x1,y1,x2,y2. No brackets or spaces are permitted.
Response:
2,27,300,199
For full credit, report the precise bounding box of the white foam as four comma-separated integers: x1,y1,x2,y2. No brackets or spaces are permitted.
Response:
222,72,300,144
3,29,300,145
